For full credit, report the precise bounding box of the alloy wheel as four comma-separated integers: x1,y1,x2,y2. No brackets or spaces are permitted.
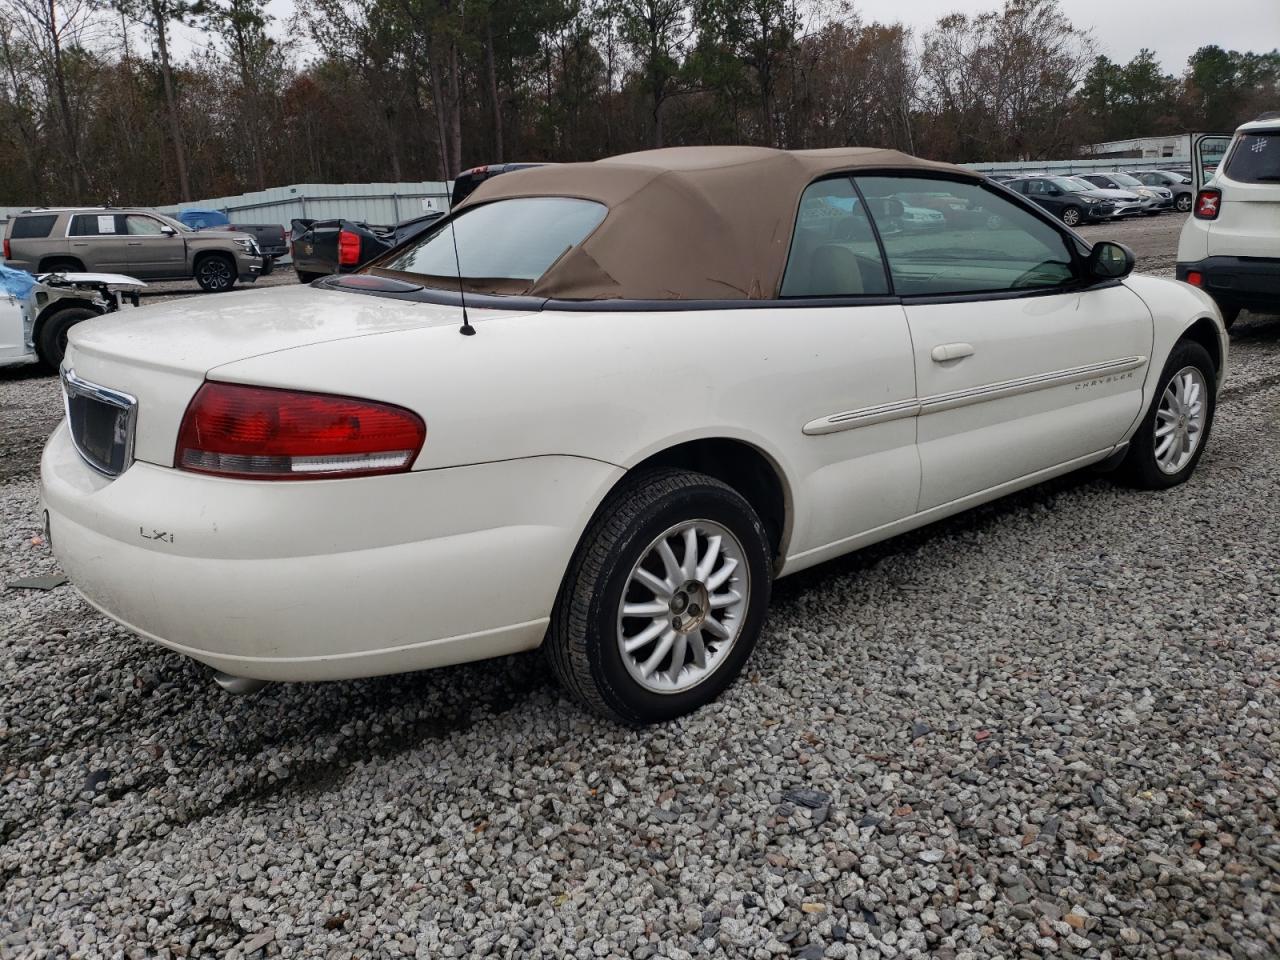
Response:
1176,195,1192,213
200,259,233,290
1061,208,1081,226
1154,365,1207,475
616,519,749,694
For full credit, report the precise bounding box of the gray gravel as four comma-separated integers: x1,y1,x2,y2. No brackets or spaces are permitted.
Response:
3,217,1279,959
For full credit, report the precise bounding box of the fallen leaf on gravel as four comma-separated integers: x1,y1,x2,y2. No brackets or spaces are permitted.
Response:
323,914,349,930
6,574,67,591
801,903,825,913
242,929,274,953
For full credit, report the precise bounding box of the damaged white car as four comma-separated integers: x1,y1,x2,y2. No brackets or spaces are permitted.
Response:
1,270,145,370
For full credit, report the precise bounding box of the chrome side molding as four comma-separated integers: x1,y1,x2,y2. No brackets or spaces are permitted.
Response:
803,356,1147,437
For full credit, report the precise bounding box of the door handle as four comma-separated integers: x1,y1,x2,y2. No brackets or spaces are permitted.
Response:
931,342,975,362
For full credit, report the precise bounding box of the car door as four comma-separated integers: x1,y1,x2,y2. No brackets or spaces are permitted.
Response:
1022,178,1065,217
67,213,130,271
123,214,187,278
776,176,921,557
854,174,1152,512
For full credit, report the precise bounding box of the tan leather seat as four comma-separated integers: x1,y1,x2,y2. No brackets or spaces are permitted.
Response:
807,244,864,296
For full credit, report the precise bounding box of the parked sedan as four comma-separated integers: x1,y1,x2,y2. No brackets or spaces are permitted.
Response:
1079,173,1168,214
41,147,1227,723
1005,176,1116,226
1132,170,1195,213
1064,177,1147,218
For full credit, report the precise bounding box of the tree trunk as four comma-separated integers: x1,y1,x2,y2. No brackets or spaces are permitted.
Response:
151,2,192,201
47,0,85,200
447,39,462,173
485,18,503,162
427,51,452,179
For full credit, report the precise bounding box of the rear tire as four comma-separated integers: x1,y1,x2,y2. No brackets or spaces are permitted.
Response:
1216,303,1241,329
39,258,84,276
1115,340,1216,490
195,255,237,292
36,305,100,370
1175,194,1193,213
546,469,772,724
296,270,324,284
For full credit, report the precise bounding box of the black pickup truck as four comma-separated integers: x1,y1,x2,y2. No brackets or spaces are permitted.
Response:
290,162,547,283
289,213,443,283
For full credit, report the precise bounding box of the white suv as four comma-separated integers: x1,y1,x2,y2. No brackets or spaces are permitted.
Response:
1177,114,1280,326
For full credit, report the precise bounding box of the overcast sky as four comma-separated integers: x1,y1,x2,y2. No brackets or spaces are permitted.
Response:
168,0,1279,74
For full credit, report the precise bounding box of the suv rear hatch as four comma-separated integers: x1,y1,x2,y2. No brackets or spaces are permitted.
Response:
1209,127,1280,259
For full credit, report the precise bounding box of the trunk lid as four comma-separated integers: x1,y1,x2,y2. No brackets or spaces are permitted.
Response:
63,283,477,469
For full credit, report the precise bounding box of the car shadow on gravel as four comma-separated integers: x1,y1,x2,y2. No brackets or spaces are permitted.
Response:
771,468,1103,608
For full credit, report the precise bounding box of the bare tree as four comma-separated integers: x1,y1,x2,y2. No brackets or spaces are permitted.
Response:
0,0,102,199
920,0,1091,161
113,0,193,199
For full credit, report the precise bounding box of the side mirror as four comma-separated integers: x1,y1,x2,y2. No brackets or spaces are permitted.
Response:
1087,241,1135,280
160,226,176,236
1047,187,1061,196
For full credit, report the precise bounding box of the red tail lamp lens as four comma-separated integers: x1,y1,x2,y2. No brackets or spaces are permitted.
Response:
1194,189,1221,220
176,382,426,479
337,229,361,266
1185,270,1203,287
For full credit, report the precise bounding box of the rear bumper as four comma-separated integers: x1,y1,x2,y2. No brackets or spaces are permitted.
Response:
40,422,623,681
1176,256,1280,309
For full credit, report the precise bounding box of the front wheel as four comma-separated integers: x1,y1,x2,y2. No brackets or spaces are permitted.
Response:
546,469,773,724
1116,340,1216,489
36,305,101,370
1059,205,1082,227
195,255,237,292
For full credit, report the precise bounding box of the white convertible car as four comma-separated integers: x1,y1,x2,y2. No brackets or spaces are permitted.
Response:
41,147,1227,722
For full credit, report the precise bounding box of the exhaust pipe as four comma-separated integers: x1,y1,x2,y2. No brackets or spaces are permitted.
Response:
212,671,271,695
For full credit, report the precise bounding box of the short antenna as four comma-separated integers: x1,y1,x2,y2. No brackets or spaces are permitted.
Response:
448,203,475,336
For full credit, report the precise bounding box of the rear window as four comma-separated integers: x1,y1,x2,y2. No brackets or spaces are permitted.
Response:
10,214,58,239
1225,133,1280,183
378,197,606,287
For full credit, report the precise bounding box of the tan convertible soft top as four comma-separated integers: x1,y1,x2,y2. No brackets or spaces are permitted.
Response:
456,146,978,301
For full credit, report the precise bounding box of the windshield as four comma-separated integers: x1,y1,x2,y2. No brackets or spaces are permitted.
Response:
1067,177,1099,191
1110,173,1143,187
377,197,606,288
1225,132,1280,183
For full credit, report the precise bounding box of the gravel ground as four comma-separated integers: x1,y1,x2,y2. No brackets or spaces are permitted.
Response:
2,216,1279,959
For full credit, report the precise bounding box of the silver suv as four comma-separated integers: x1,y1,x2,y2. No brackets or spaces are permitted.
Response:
3,208,265,292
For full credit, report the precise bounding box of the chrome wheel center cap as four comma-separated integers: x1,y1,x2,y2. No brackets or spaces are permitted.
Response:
670,581,708,633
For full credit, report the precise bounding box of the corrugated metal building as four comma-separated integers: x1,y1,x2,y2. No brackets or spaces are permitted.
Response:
1,181,452,232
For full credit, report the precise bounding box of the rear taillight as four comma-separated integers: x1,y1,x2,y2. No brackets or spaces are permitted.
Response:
176,382,426,480
1185,270,1203,287
1194,189,1221,220
337,229,361,266
3,237,10,259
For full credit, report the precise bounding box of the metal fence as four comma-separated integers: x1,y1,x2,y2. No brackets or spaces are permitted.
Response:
961,157,1190,176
